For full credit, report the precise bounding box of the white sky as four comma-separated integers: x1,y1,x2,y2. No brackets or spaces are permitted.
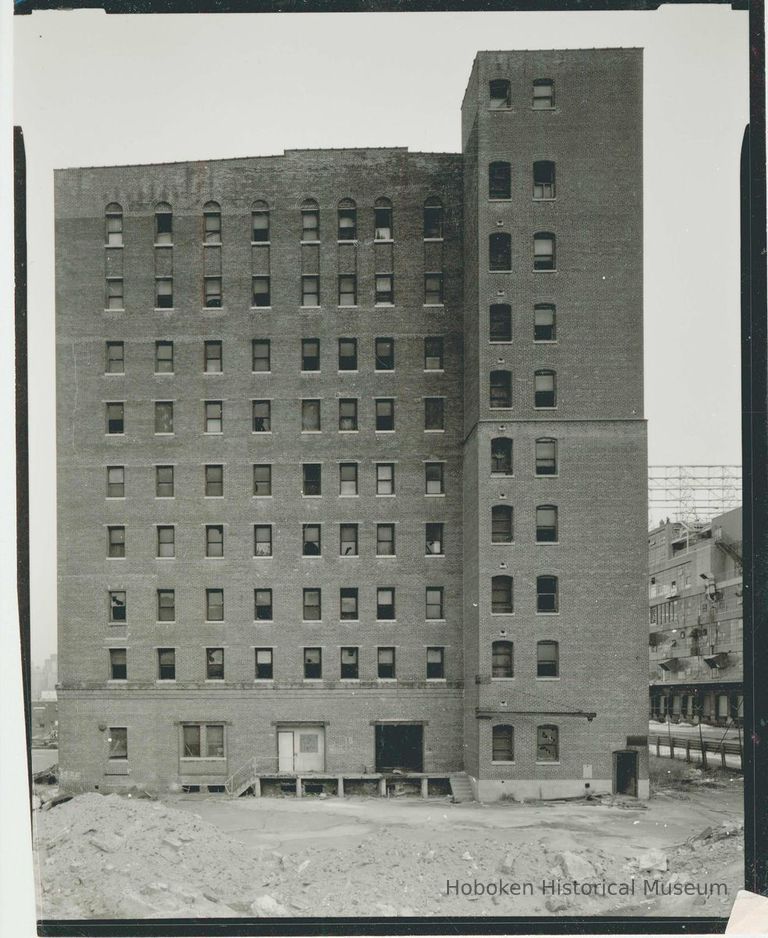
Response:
13,6,748,662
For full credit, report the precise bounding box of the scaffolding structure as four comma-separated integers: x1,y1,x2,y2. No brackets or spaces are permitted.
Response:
648,465,742,527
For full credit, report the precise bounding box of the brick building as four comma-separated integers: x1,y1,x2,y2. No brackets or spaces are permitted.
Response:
648,508,743,727
55,49,649,801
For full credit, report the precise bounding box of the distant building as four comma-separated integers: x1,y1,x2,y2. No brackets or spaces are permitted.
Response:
31,653,58,701
648,507,743,726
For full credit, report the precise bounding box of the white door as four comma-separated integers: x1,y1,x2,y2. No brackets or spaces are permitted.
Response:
294,728,324,773
278,731,294,772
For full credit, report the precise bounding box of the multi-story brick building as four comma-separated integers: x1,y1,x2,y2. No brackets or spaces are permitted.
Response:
648,507,743,727
55,48,649,801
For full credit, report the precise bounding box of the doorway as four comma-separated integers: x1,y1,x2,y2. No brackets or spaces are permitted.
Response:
613,750,638,796
277,724,325,773
375,724,424,772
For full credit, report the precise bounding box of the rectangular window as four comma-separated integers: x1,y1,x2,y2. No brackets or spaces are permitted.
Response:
374,337,394,370
301,338,320,371
533,79,555,109
492,726,514,762
302,275,320,307
206,648,224,681
157,648,175,680
339,462,358,496
425,462,445,495
302,524,322,556
253,464,272,496
338,275,357,307
303,588,322,621
182,725,200,758
535,438,557,476
537,642,559,678
374,204,392,240
254,589,273,621
340,587,359,621
106,402,124,434
155,465,174,497
106,466,124,498
155,277,173,309
302,207,319,241
489,78,511,108
252,276,271,307
204,340,223,373
205,400,223,433
338,338,358,371
106,209,123,246
340,524,358,557
490,304,512,342
534,371,556,408
206,525,224,558
424,398,445,431
108,727,128,760
204,276,222,308
302,399,321,431
376,523,395,557
107,525,125,558
109,590,127,623
340,647,359,680
250,339,271,373
534,305,556,341
537,725,559,762
252,210,269,242
536,506,558,542
375,399,395,431
376,463,395,495
304,647,322,680
106,341,124,374
534,235,556,271
155,209,173,243
252,400,271,432
426,587,444,620
424,273,444,305
155,401,174,434
490,371,512,408
156,525,175,558
255,648,273,680
205,464,223,496
206,588,224,622
537,576,559,613
106,278,124,310
157,589,175,622
204,208,221,244
375,274,394,305
426,647,445,679
533,161,556,200
425,522,444,556
206,724,225,758
377,588,395,620
254,524,273,557
492,577,514,614
424,336,444,370
109,648,127,680
302,464,321,496
339,399,358,431
377,647,396,679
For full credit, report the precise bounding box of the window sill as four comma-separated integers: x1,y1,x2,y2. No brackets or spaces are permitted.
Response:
425,429,445,434
536,611,560,616
302,495,323,499
250,306,273,311
300,370,321,375
156,620,176,625
425,553,445,558
340,678,361,683
375,429,396,434
377,678,398,683
338,369,359,374
154,242,174,248
337,305,359,310
339,493,359,498
426,619,446,624
252,431,273,435
302,621,323,625
339,619,360,624
376,619,396,624
339,554,360,559
205,679,225,683
424,368,445,373
533,269,557,274
376,493,396,498
375,554,396,560
204,621,225,625
253,495,273,499
490,612,515,617
533,198,557,203
534,407,558,411
536,677,561,681
253,554,274,559
105,496,126,501
254,679,275,684
303,678,324,683
106,433,125,438
154,308,176,312
537,472,558,479
536,541,560,546
488,198,513,203
104,308,126,313
107,679,127,684
423,303,445,308
427,678,447,683
105,243,124,249
491,761,516,766
374,302,395,308
423,238,444,243
339,429,359,434
254,620,274,624
491,677,515,681
301,430,322,435
337,239,357,244
153,372,175,378
488,269,512,274
300,240,320,245
251,240,271,246
252,370,272,375
300,305,322,311
534,339,558,344
536,761,561,766
425,493,446,498
105,372,125,377
180,757,227,762
156,679,176,684
375,368,395,374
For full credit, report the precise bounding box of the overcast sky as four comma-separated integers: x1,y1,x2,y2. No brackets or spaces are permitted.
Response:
14,5,748,662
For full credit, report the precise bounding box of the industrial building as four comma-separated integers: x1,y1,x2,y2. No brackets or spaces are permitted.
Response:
648,507,743,727
55,48,648,801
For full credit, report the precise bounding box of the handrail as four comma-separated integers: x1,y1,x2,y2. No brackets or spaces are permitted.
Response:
224,757,256,795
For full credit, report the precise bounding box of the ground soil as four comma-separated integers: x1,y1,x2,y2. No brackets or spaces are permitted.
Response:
33,761,744,920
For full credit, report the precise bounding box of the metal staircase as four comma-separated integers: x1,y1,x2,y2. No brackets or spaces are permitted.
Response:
224,757,257,797
449,773,475,803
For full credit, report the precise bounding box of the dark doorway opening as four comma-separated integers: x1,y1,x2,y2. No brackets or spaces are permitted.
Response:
614,750,638,796
375,724,424,772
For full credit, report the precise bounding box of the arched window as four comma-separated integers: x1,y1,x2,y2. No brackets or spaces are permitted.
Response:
154,202,172,244
533,161,556,199
536,576,559,613
105,203,123,246
534,231,556,270
533,78,555,109
489,304,512,342
534,304,556,341
338,199,357,241
203,201,221,243
252,200,270,243
423,197,443,239
491,505,513,543
301,198,319,241
491,575,513,614
490,370,512,408
489,161,511,200
536,505,558,543
490,438,513,475
374,197,393,240
535,438,557,475
489,232,512,271
492,724,515,762
491,641,514,678
534,369,556,408
537,724,559,762
489,79,511,109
